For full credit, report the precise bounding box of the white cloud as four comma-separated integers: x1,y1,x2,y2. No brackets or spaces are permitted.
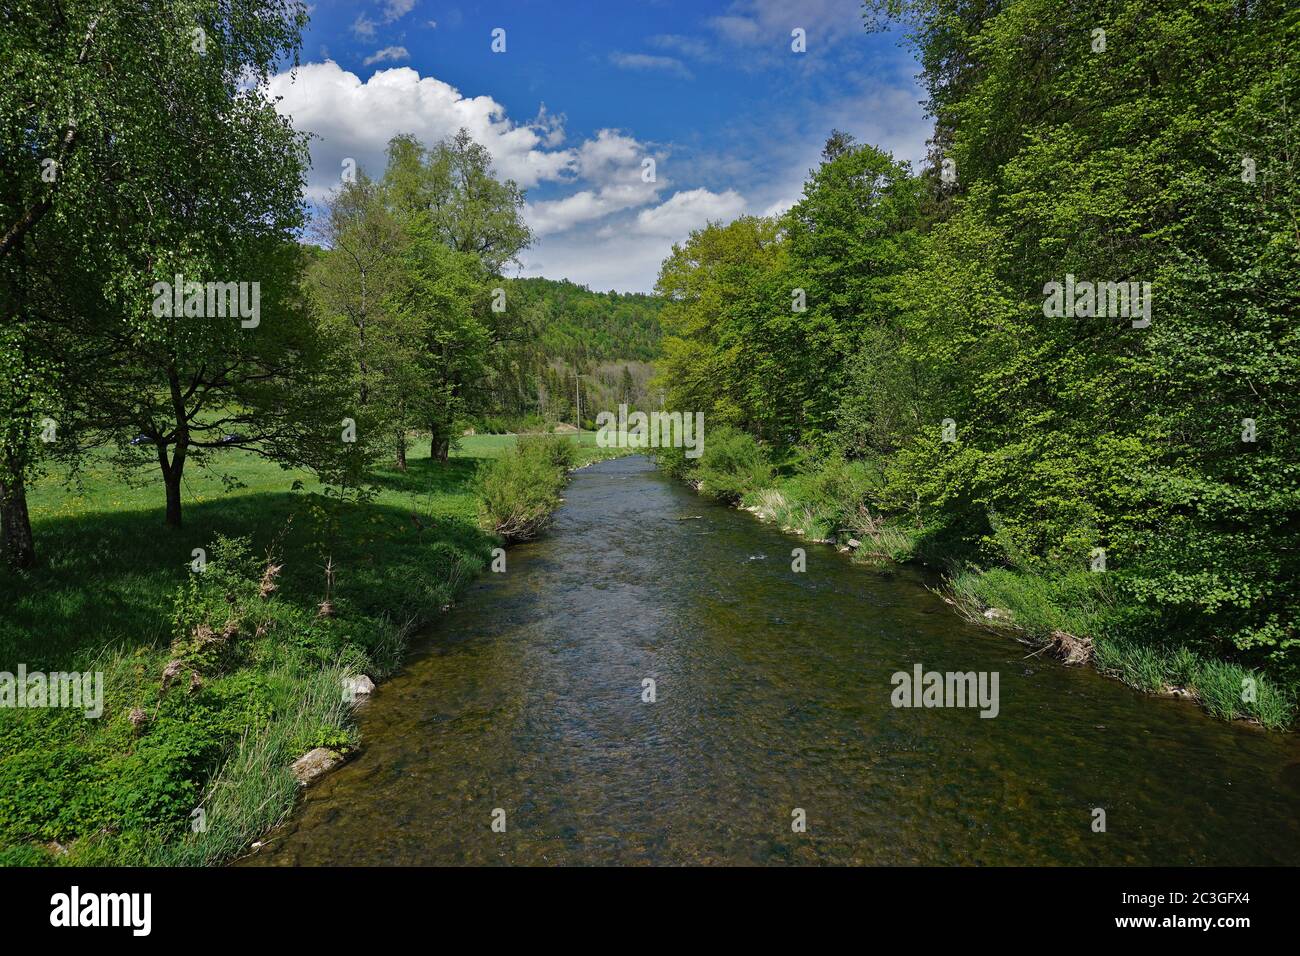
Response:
262,52,928,294
381,0,416,23
524,130,664,235
708,0,866,47
609,52,693,80
648,34,712,59
633,189,747,236
519,188,746,291
761,196,799,218
362,45,409,66
709,15,761,44
516,230,678,294
267,61,578,199
351,14,376,38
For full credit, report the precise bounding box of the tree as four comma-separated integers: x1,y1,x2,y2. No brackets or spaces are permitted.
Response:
381,131,532,461
0,0,310,556
307,172,417,471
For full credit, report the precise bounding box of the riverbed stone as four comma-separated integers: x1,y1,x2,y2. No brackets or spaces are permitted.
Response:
292,747,344,786
847,538,862,549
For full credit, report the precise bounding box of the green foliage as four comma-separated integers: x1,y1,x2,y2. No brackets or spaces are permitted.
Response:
0,438,508,864
948,567,1115,643
474,438,572,541
693,426,774,505
516,433,579,471
781,454,880,536
309,129,536,466
654,0,1300,712
511,277,664,364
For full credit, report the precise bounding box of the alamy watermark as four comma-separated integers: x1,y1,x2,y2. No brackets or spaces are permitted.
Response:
1042,274,1151,328
1,665,103,718
150,273,260,328
50,886,151,936
595,404,705,458
891,663,999,718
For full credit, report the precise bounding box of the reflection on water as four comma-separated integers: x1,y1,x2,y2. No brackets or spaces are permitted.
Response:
244,456,1300,866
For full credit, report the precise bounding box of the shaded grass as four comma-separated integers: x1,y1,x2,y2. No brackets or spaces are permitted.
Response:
948,567,1296,731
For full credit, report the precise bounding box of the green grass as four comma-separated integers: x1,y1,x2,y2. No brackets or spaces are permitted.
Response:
947,566,1296,731
0,431,611,866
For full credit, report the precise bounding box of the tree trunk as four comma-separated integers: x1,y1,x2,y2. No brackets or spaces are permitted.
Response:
395,429,407,471
164,467,183,527
429,423,450,463
161,364,190,528
158,438,187,528
0,471,36,569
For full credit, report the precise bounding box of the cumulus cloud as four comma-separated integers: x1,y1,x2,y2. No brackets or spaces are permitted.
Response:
351,14,376,38
632,188,747,236
609,52,693,80
267,61,578,199
517,188,747,291
263,62,807,291
525,129,665,235
362,45,409,66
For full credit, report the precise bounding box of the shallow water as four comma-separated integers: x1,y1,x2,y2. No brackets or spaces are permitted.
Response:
245,456,1300,865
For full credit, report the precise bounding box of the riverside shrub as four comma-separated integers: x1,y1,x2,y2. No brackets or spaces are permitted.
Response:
694,426,773,504
474,439,570,541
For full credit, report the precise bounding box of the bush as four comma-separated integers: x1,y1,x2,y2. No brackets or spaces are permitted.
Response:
474,440,570,541
694,426,773,504
779,454,880,537
516,433,578,471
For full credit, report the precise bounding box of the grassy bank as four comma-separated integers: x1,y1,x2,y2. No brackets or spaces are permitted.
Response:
0,432,613,866
656,430,1297,732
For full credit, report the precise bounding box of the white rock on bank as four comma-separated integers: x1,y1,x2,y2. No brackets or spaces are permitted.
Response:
291,747,344,786
342,674,375,701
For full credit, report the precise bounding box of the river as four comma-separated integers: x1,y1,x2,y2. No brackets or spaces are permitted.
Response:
244,455,1300,865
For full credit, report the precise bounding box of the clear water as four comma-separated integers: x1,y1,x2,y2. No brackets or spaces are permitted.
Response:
244,456,1300,865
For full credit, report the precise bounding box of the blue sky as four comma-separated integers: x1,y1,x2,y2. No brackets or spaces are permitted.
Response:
273,0,931,291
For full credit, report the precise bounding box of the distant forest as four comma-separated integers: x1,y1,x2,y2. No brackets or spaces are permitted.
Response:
484,277,665,430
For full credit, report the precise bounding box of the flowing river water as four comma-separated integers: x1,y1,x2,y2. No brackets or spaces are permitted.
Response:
245,455,1300,866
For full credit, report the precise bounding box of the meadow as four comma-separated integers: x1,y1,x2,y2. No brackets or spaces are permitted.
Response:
0,432,611,866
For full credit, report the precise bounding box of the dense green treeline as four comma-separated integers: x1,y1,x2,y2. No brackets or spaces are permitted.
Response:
656,0,1299,713
478,277,664,431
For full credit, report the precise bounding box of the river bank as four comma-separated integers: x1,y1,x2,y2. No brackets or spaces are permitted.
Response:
652,435,1296,733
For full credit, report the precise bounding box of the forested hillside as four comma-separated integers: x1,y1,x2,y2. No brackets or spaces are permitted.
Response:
510,277,663,364
655,0,1299,724
480,277,664,431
